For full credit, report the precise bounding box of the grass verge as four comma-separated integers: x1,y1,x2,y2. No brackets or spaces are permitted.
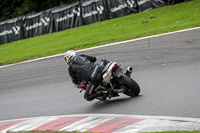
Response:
0,0,200,66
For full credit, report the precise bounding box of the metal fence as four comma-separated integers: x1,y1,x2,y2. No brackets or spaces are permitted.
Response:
0,0,188,45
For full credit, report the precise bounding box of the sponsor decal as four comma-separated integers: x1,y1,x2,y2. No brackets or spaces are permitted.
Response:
111,4,127,12
127,0,135,8
138,0,150,5
82,6,104,18
91,65,99,78
0,26,20,36
25,17,50,31
111,0,136,12
56,8,81,23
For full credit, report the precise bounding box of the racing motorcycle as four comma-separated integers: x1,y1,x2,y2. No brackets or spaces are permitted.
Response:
80,62,140,101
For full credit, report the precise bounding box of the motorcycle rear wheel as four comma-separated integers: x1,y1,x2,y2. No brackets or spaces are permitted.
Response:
116,75,140,97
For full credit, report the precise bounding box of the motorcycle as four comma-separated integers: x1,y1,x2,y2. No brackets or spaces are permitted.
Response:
79,62,140,101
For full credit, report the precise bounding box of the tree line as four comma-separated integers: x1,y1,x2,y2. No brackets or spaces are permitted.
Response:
0,0,79,22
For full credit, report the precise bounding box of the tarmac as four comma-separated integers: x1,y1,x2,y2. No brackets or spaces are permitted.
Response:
1,27,200,133
1,114,200,133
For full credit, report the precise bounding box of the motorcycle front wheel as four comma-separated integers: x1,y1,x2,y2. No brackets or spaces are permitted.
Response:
116,75,140,97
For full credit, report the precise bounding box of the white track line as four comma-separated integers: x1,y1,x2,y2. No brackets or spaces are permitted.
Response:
1,114,200,123
1,26,200,69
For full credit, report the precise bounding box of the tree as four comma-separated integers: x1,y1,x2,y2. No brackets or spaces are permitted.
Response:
0,0,79,22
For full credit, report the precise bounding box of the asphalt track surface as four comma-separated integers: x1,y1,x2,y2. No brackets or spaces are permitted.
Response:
0,28,200,121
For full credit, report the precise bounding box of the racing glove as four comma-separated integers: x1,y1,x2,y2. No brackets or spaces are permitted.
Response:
77,82,87,90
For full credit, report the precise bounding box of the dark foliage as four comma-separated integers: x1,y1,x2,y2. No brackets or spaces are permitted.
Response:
0,0,79,22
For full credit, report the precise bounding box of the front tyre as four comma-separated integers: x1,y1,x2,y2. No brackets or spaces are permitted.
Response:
117,75,140,97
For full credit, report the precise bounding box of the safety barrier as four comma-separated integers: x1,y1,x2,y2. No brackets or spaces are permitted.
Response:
0,0,189,45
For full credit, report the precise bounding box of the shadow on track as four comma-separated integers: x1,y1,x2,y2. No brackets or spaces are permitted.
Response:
85,95,142,113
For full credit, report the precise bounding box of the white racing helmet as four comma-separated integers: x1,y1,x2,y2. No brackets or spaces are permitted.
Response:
64,50,77,64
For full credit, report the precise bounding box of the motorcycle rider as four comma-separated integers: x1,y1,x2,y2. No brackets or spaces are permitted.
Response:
64,50,108,101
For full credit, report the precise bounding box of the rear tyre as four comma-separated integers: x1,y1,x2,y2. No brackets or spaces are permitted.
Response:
116,75,140,97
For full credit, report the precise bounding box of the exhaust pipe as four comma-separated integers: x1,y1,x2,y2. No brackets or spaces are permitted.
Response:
125,67,133,77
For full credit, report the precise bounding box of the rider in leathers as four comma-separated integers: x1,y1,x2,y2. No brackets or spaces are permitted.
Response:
64,50,108,101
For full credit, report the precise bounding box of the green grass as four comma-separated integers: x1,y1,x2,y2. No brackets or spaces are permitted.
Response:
1,0,200,65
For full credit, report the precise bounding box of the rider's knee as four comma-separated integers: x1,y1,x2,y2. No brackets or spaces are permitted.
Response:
84,96,94,101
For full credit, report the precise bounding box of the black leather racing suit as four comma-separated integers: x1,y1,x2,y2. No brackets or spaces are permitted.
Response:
68,54,108,101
